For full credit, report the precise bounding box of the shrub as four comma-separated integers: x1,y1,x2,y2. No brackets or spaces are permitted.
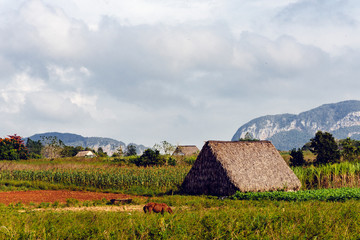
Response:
183,155,197,165
167,157,177,166
289,148,305,167
134,149,166,167
231,188,360,201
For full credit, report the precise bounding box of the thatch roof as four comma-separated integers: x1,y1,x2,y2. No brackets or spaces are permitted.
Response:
181,140,301,196
75,151,95,157
172,145,199,156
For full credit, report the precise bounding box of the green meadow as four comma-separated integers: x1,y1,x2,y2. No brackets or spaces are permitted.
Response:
0,197,359,239
0,156,359,239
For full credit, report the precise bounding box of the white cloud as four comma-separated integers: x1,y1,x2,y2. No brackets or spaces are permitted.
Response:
47,65,91,86
14,0,88,58
1,0,360,147
271,0,360,53
42,0,220,28
0,71,45,113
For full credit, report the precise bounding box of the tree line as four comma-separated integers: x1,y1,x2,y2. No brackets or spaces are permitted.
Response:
289,131,360,167
0,135,180,167
0,135,141,160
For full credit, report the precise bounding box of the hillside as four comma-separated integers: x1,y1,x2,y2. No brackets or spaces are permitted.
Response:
232,100,360,150
25,132,148,155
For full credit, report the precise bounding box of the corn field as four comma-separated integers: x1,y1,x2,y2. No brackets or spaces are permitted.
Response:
0,161,359,194
292,162,360,190
0,166,191,194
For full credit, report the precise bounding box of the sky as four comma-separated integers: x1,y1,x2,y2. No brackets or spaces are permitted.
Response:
1,0,360,148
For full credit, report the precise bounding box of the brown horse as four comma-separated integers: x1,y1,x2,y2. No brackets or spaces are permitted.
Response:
143,202,173,214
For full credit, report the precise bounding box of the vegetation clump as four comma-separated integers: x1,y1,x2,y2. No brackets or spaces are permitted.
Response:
0,134,28,160
310,131,340,165
339,137,360,162
289,148,305,167
288,131,360,167
134,149,166,167
231,187,360,201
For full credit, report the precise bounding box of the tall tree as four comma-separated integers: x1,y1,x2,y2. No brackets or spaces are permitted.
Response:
60,146,78,157
153,141,176,155
112,147,124,157
40,136,64,159
0,134,28,160
125,144,137,156
238,132,259,141
340,138,359,162
26,139,43,159
97,147,108,157
310,131,340,165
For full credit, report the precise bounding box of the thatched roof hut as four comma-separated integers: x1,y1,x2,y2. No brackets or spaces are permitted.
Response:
172,145,199,156
75,150,95,158
181,140,301,196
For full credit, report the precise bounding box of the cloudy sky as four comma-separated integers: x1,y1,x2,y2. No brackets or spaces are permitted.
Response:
1,0,360,148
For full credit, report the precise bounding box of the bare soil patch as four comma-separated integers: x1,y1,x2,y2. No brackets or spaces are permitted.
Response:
18,205,145,213
0,190,140,205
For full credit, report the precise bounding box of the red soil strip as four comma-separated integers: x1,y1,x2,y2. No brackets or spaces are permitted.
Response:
0,190,137,205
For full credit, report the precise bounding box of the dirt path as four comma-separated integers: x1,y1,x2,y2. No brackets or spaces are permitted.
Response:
18,205,145,212
0,190,141,205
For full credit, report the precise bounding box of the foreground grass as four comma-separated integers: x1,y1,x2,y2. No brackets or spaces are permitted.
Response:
0,198,358,239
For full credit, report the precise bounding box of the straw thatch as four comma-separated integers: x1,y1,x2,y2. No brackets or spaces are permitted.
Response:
181,140,301,196
172,145,199,156
75,151,95,158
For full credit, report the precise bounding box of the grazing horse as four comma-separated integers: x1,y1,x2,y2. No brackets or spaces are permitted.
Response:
143,202,173,214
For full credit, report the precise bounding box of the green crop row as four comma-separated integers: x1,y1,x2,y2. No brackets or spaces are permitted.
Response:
0,161,360,195
292,161,360,189
231,187,360,201
0,166,191,194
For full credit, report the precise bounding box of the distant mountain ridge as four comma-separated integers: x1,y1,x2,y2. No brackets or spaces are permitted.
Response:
232,100,360,150
25,132,148,155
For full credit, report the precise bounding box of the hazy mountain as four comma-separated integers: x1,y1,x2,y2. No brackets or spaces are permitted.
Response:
25,132,148,155
232,100,360,150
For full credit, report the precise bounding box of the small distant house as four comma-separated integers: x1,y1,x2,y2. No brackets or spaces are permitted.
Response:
181,140,301,196
172,145,199,156
75,150,96,158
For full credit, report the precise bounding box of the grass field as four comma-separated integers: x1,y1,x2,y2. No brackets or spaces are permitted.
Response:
0,156,359,239
0,197,358,239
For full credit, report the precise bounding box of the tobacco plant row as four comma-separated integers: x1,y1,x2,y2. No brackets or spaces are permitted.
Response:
231,187,360,201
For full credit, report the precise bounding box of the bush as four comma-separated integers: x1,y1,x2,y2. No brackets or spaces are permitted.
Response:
167,157,177,166
184,155,197,165
289,148,305,167
231,188,360,201
135,149,166,167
